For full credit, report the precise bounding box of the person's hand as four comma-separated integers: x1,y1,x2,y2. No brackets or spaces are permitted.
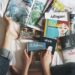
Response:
23,50,33,67
40,50,52,67
23,50,33,75
40,49,52,75
4,17,20,39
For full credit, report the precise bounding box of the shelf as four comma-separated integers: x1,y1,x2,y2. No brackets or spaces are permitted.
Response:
20,39,34,43
27,25,43,32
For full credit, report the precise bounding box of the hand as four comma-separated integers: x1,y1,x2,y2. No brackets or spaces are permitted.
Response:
40,50,52,67
4,17,20,39
40,50,52,75
23,50,33,67
23,50,33,75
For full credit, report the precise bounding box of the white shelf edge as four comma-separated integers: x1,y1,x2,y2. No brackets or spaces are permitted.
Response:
20,39,34,43
27,25,43,32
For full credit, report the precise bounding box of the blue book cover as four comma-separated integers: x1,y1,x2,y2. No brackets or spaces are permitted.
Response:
44,19,69,39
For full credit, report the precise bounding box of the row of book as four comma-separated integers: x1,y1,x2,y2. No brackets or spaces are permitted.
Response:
0,0,53,28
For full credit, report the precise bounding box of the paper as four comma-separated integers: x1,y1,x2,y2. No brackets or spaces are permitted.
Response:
0,0,9,17
51,0,75,12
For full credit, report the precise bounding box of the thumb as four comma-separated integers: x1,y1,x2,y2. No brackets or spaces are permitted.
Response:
30,52,33,59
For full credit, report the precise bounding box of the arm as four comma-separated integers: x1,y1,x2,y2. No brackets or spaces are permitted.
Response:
22,50,33,75
40,50,52,75
0,17,20,75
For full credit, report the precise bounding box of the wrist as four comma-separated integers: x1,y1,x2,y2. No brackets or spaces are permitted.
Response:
23,65,30,75
42,64,51,75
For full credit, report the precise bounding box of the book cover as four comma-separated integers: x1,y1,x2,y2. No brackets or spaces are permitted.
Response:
44,12,70,39
27,0,47,27
5,0,34,27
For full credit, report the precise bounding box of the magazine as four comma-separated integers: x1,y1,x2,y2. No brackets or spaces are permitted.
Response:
59,34,75,63
37,0,53,28
43,0,53,13
27,0,47,27
5,0,34,28
44,12,70,39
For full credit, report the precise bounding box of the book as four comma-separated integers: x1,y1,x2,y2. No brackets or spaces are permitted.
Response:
51,0,75,12
59,34,75,63
43,0,52,13
45,12,69,21
35,0,53,28
20,27,34,40
5,0,34,27
70,11,75,34
26,0,47,27
34,37,57,54
59,34,75,50
0,0,9,17
20,27,42,40
26,42,46,51
44,12,70,39
51,0,65,11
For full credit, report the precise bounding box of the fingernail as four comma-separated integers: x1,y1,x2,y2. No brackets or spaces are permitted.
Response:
47,46,53,52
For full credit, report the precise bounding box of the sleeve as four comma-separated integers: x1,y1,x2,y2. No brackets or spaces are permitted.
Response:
0,48,10,75
0,56,9,75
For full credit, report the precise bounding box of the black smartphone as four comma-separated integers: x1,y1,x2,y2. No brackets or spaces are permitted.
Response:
34,37,57,54
26,41,46,52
